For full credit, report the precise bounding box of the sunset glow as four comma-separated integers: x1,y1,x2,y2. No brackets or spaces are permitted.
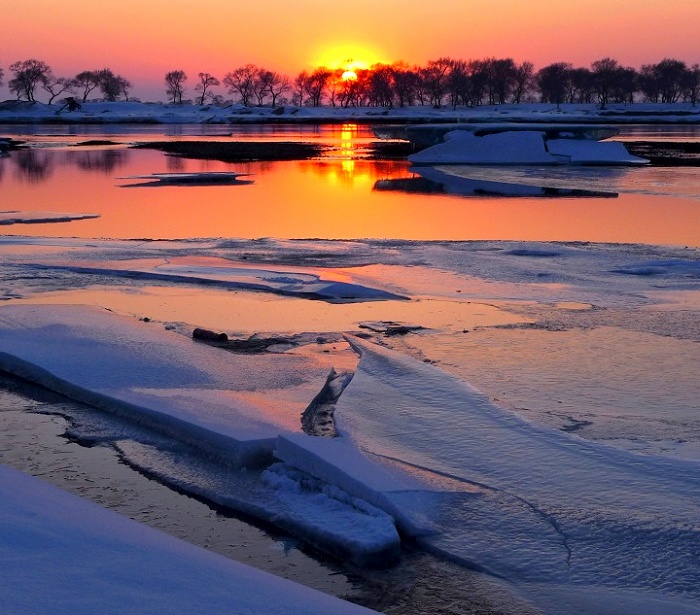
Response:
1,0,698,102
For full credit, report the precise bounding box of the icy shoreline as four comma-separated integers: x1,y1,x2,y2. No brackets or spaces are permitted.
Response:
2,235,700,615
2,100,700,126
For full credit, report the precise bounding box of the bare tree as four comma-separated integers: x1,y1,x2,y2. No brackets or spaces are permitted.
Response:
536,62,573,108
74,71,102,102
165,70,187,104
512,61,534,103
391,62,419,107
654,58,688,103
292,71,308,106
421,58,452,107
591,57,624,107
195,72,219,105
97,69,131,101
223,64,257,106
41,74,74,104
683,64,700,106
367,63,394,108
567,67,594,103
445,60,468,108
0,65,4,88
8,59,51,102
257,69,290,107
304,67,332,107
484,58,518,104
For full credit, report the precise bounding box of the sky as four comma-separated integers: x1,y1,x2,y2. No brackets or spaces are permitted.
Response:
1,0,698,102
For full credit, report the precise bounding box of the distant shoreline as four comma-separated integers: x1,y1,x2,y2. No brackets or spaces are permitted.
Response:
2,100,700,126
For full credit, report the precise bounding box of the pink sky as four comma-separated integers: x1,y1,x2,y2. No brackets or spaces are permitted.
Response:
1,0,698,102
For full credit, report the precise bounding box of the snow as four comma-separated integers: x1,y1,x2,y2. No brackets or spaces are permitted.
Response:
408,130,559,165
0,303,402,567
329,335,700,614
275,433,437,538
0,292,700,614
2,119,700,613
38,258,407,303
407,129,648,166
2,100,700,125
0,303,329,466
546,138,648,165
0,464,380,615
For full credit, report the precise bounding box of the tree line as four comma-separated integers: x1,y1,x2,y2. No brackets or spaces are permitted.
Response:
2,56,699,108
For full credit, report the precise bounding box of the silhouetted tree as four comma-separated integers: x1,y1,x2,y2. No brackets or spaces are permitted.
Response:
444,59,468,108
512,61,534,103
683,64,700,105
591,57,626,107
485,58,518,104
8,59,51,102
195,72,219,105
466,60,490,106
97,69,131,101
536,62,572,108
256,70,290,107
74,71,102,102
41,72,74,105
640,58,687,103
567,67,594,103
292,71,308,106
0,65,4,88
391,63,419,107
304,67,332,107
367,63,395,108
337,68,367,108
612,67,638,104
421,58,452,107
656,58,688,103
224,64,257,106
165,70,187,104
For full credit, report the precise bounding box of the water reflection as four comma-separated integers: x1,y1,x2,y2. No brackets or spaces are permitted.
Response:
4,148,129,184
375,166,618,198
65,149,128,174
339,123,357,177
1,127,699,246
13,150,54,184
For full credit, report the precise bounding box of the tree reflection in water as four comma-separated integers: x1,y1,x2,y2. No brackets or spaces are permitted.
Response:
13,150,54,184
66,149,128,174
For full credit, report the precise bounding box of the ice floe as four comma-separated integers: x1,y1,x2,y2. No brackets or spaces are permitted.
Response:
0,210,99,225
407,129,648,166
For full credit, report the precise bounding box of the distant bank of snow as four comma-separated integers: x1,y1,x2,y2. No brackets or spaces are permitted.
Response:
1,100,700,125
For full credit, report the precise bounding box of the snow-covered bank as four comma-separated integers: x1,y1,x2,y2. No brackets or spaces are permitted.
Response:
2,100,700,125
0,464,380,615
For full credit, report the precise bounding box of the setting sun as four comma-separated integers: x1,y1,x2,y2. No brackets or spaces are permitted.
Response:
313,43,385,72
341,70,358,81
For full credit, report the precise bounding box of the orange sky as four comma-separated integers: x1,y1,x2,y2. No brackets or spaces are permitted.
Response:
1,0,698,102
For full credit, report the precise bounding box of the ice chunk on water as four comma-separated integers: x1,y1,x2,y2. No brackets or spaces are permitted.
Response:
409,131,559,165
0,304,331,466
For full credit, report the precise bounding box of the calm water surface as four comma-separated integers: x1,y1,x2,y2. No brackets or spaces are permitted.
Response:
1,123,698,246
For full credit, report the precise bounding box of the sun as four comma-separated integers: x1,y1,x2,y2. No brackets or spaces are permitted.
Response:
313,43,385,72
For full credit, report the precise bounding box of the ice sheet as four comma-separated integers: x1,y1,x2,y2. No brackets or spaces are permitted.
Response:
326,335,700,613
0,304,330,466
0,464,380,615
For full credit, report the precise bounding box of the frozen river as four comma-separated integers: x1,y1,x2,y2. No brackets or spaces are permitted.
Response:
1,124,700,615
